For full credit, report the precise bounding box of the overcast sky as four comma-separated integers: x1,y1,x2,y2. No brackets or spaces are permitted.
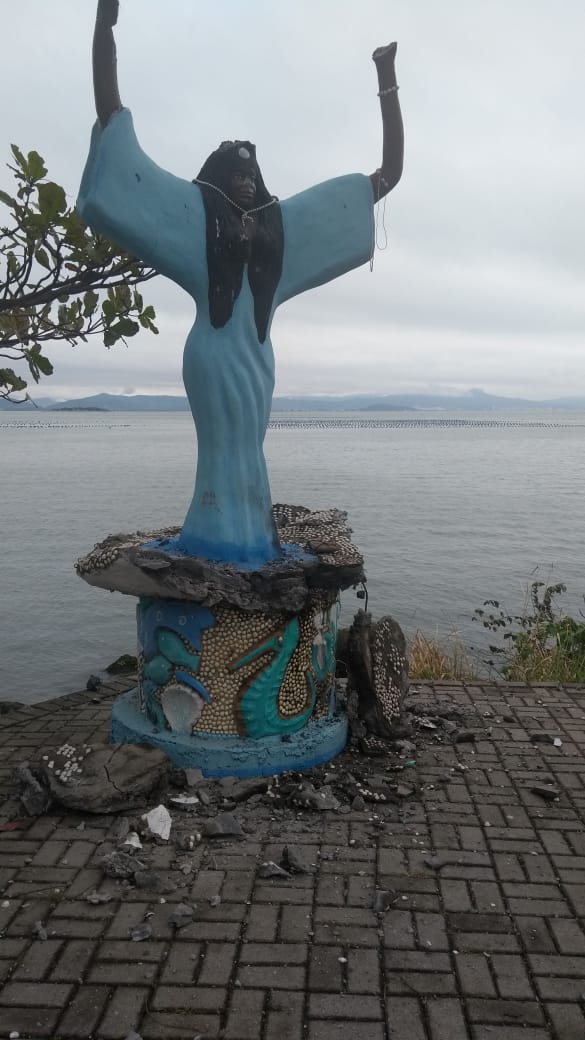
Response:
2,0,584,400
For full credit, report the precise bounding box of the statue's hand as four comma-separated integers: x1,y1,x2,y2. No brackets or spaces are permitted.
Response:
97,0,119,27
372,42,397,64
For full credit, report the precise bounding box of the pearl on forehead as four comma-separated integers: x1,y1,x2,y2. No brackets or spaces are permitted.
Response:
238,146,251,160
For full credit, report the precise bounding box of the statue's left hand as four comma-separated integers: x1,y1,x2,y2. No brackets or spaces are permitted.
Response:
97,0,119,27
372,42,397,64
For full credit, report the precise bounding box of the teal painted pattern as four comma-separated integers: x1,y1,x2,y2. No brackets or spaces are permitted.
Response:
233,617,315,738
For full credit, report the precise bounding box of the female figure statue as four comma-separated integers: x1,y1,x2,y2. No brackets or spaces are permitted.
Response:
80,0,404,567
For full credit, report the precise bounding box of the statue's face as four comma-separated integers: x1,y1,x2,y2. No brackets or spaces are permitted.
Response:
230,168,257,209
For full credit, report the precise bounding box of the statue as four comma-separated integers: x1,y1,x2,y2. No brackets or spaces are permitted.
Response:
76,0,404,775
79,0,404,566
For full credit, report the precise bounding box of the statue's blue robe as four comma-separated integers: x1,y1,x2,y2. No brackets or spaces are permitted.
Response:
78,109,373,565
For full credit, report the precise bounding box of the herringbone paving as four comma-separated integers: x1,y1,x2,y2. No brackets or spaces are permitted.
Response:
1,678,585,1038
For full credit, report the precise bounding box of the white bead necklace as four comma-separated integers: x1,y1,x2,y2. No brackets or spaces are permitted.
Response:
193,178,278,225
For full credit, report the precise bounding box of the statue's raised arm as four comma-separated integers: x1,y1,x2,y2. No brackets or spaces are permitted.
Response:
370,42,404,199
93,0,122,126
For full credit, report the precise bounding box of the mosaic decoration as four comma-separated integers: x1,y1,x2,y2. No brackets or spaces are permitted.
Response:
137,595,339,740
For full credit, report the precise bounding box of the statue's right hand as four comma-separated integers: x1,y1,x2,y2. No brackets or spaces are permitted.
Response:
97,0,119,27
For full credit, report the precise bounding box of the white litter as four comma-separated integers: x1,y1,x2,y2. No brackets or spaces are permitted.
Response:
142,804,172,842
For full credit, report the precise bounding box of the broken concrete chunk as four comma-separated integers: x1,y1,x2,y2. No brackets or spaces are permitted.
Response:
86,891,114,905
121,831,143,851
258,861,291,879
203,813,244,839
290,782,340,812
281,846,313,875
100,851,144,879
14,765,52,816
133,869,177,895
168,794,199,809
530,784,559,801
169,903,194,928
129,923,152,942
372,890,396,914
142,804,172,841
39,744,170,814
454,730,477,744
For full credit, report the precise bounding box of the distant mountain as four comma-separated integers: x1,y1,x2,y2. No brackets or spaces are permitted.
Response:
2,389,585,413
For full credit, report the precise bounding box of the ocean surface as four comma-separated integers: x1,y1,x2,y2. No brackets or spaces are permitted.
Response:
2,409,584,704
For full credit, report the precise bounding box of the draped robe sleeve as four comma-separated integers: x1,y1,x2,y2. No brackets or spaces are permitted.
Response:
77,107,205,301
277,173,374,306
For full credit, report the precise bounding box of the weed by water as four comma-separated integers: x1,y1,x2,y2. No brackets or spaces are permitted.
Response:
473,580,585,683
408,630,478,682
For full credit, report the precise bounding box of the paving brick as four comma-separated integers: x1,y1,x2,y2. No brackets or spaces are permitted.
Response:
549,917,585,954
546,1001,585,1040
239,964,305,989
89,960,159,984
244,903,279,941
11,938,63,980
197,942,233,986
97,985,149,1038
308,1023,385,1040
0,980,73,1006
309,993,382,1019
448,912,513,933
385,996,427,1039
0,1007,61,1036
308,945,343,992
453,931,520,953
347,947,379,993
427,996,468,1039
491,953,535,999
265,990,304,1040
51,938,98,981
280,904,313,941
415,911,449,950
57,984,110,1037
60,840,96,867
241,942,307,964
31,839,69,866
471,1029,549,1040
516,916,555,953
314,922,378,946
316,875,345,905
466,998,545,1026
383,909,415,948
440,878,472,911
534,976,585,1000
140,1011,221,1039
152,984,226,1011
224,987,266,1039
5,898,53,936
456,953,497,997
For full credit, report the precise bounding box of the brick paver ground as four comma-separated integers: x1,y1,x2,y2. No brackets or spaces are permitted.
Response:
1,677,585,1039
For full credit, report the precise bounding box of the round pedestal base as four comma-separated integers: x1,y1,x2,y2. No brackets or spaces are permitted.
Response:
111,688,348,778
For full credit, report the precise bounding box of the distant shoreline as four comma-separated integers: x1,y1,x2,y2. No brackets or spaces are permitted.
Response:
3,390,585,413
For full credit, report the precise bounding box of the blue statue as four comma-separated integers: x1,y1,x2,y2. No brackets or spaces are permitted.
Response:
81,0,404,568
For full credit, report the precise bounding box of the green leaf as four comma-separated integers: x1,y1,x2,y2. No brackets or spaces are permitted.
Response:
0,368,28,393
111,318,140,338
35,247,51,269
0,189,16,208
10,144,27,171
33,353,54,376
26,151,47,182
36,181,67,222
83,290,99,317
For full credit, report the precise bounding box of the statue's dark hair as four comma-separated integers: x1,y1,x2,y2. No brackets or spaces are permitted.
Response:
194,141,284,343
